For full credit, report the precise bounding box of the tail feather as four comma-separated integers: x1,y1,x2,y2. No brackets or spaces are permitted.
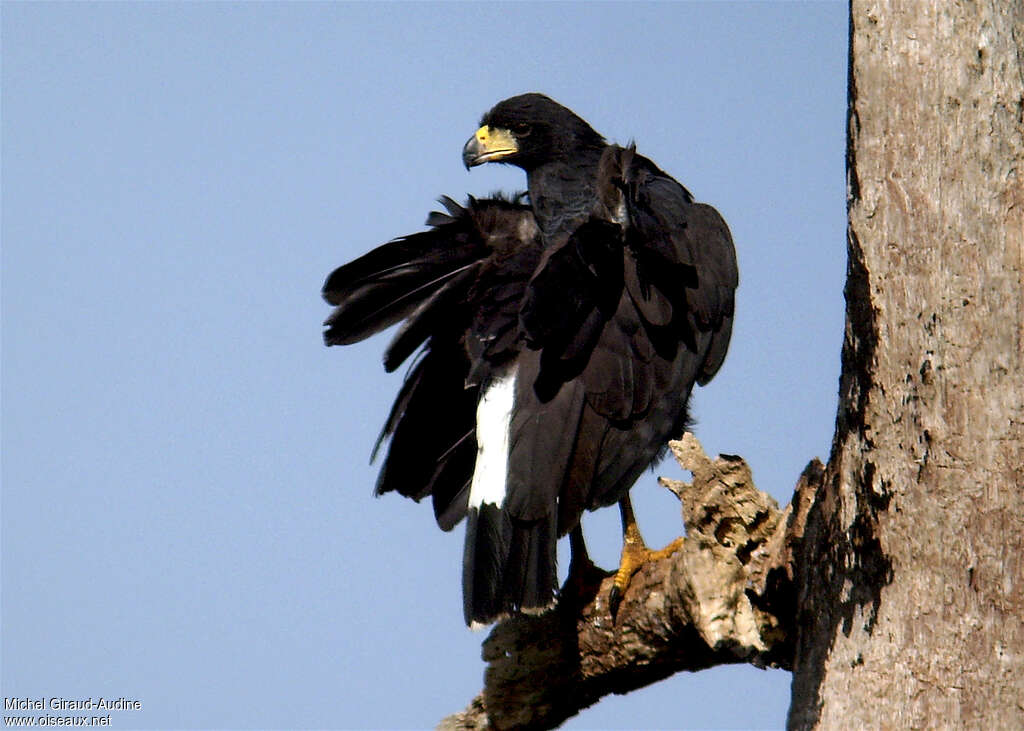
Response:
463,504,510,625
462,504,557,626
503,512,558,613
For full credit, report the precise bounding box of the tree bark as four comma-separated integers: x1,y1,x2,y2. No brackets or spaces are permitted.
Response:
443,2,1024,728
789,1,1024,728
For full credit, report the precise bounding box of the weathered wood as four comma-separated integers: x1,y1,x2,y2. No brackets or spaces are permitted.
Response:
440,434,824,730
789,2,1024,728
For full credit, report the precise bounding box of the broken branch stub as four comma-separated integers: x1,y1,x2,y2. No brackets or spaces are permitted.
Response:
441,432,824,730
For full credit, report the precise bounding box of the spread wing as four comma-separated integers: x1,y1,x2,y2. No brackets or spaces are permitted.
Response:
322,195,541,531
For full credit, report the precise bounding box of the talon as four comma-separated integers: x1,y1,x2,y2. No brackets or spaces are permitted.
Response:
609,584,623,618
608,496,684,619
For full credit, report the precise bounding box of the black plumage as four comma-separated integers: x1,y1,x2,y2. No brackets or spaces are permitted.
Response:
323,94,738,626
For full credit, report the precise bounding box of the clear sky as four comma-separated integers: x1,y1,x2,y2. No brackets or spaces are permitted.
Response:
3,2,847,728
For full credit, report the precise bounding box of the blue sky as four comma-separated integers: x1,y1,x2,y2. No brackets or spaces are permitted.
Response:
3,3,847,728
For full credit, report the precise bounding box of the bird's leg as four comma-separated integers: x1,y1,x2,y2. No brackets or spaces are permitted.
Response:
562,524,610,608
608,494,684,618
568,524,597,578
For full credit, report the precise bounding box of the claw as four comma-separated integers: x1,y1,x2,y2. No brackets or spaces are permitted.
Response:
608,583,623,619
608,495,683,620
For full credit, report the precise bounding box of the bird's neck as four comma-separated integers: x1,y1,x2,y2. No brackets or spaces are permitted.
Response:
526,150,604,240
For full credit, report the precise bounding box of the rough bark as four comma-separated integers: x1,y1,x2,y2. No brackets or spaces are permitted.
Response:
442,2,1024,728
440,435,824,730
789,2,1024,728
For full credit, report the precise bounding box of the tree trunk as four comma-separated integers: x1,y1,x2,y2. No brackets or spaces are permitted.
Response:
789,2,1024,728
444,3,1024,727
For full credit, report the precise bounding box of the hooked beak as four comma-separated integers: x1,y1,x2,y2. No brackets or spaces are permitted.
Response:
462,125,518,169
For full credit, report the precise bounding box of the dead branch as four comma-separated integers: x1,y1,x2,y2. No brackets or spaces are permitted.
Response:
440,433,824,730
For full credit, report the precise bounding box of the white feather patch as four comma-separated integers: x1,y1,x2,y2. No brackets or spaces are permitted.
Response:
469,365,518,510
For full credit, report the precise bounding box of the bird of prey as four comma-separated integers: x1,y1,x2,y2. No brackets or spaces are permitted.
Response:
323,93,737,627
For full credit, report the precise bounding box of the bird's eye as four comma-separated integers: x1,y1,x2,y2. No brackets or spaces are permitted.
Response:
512,124,532,138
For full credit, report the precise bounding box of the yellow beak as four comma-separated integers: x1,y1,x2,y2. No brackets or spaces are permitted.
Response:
462,126,519,168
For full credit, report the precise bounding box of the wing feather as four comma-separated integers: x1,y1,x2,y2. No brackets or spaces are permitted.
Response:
506,144,738,518
325,195,541,533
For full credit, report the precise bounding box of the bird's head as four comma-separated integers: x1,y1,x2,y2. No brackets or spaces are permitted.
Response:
462,93,605,171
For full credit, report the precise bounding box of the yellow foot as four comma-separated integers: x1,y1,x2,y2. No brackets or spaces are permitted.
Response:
608,535,684,618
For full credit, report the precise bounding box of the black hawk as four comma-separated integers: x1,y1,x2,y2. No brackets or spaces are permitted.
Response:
323,94,737,626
